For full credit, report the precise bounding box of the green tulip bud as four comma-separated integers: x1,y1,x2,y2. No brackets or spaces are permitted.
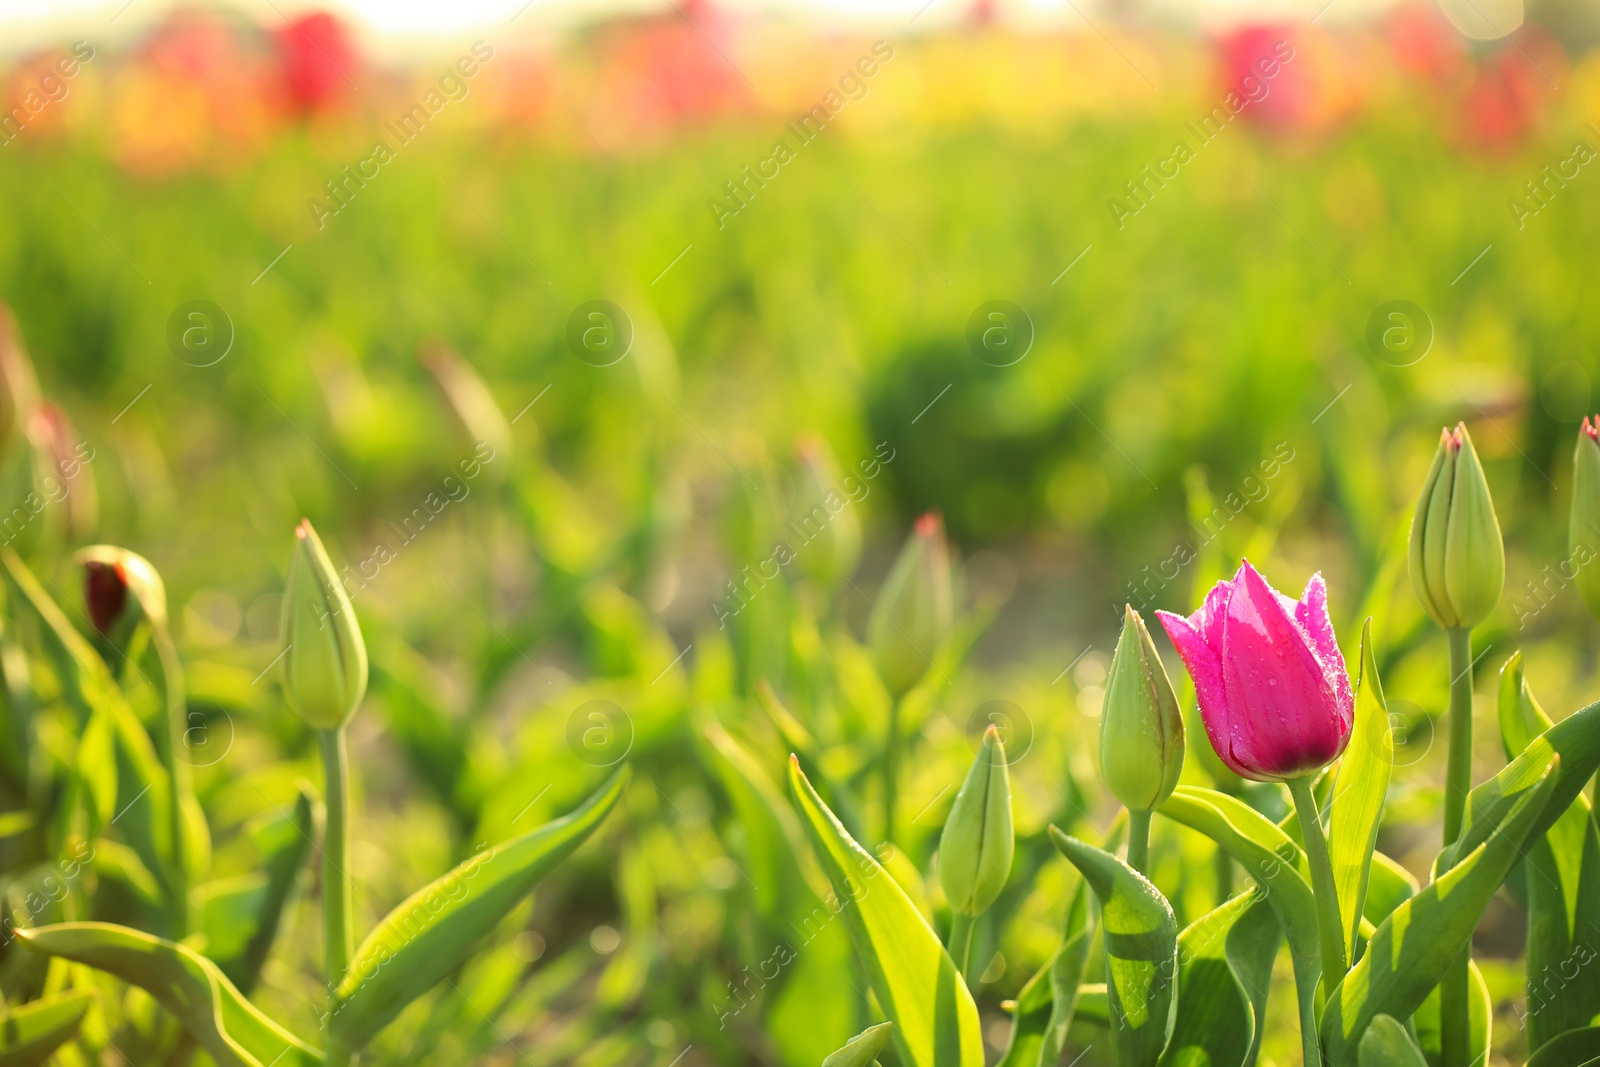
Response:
938,725,1013,917
1408,423,1503,630
868,512,953,698
279,519,367,730
1100,605,1184,812
1571,418,1600,618
789,434,861,593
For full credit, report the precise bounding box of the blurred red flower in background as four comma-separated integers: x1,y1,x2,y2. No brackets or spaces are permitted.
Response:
1458,29,1567,149
1387,2,1468,85
275,11,357,114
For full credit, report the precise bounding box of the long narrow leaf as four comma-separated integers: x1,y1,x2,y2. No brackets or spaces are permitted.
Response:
1499,654,1600,1051
997,883,1092,1067
1320,752,1560,1064
1158,891,1280,1067
1159,787,1322,1067
14,921,321,1067
330,765,628,1051
787,756,984,1067
1048,830,1176,1067
0,988,96,1067
1330,620,1392,963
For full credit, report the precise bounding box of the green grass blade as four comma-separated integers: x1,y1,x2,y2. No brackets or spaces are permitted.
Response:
1320,753,1560,1064
329,765,629,1052
787,756,984,1067
1357,1015,1428,1067
14,921,321,1066
1330,620,1392,963
1048,829,1176,1067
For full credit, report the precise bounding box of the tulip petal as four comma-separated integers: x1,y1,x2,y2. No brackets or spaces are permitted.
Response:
1220,563,1348,780
1295,573,1353,721
1156,605,1244,777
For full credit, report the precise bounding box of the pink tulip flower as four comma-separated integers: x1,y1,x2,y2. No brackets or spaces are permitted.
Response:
1156,560,1353,782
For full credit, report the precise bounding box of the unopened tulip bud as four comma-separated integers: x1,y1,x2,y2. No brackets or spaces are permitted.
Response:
1408,423,1503,630
1100,606,1184,811
1571,418,1600,618
869,512,953,698
78,546,167,642
789,434,861,592
279,519,366,730
939,725,1013,917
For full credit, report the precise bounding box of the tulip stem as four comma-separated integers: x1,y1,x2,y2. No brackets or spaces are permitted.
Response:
1126,809,1151,875
1287,776,1347,994
1441,626,1476,1067
946,911,974,974
151,623,192,937
319,727,354,992
1443,627,1474,845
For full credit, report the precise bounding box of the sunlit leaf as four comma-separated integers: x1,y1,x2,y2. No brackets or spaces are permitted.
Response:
330,766,628,1052
821,1021,895,1067
1320,752,1560,1064
0,988,96,1067
1048,829,1176,1067
788,756,984,1067
15,921,321,1067
1330,620,1392,963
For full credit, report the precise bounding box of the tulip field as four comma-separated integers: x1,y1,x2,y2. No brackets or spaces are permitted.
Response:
3,2,1600,1066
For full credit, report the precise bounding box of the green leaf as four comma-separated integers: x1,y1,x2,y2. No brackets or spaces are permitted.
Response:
1048,829,1176,1067
1411,959,1490,1067
1358,1015,1428,1067
14,922,321,1067
1454,694,1600,865
0,988,96,1067
204,783,317,993
1330,620,1393,963
1498,653,1600,1052
997,884,1092,1067
1158,890,1281,1067
1362,852,1418,928
1527,1026,1600,1067
1320,751,1560,1064
330,765,629,1052
1158,786,1322,1067
701,721,809,920
788,756,984,1067
821,1021,895,1067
